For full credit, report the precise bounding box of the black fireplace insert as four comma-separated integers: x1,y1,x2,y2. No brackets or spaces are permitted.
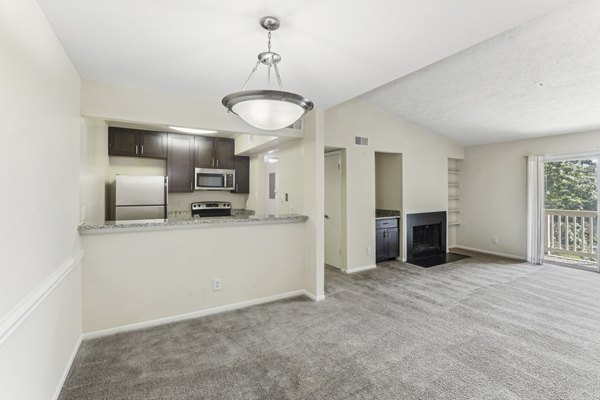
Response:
406,211,446,261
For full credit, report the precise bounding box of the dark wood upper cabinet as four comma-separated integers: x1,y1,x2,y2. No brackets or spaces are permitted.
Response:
108,127,167,159
139,132,168,159
167,134,195,193
231,156,250,194
108,128,138,156
194,136,236,169
194,136,215,168
214,138,235,169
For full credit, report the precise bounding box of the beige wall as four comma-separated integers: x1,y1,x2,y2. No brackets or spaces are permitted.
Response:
325,99,463,268
81,222,307,332
375,153,403,211
0,0,82,399
458,130,600,258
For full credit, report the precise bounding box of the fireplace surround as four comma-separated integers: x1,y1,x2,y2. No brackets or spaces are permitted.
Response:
406,211,446,261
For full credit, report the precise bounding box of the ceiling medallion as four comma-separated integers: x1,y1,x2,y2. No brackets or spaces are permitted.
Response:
222,16,314,131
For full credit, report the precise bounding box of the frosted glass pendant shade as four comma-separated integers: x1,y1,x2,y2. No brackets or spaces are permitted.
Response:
222,90,313,131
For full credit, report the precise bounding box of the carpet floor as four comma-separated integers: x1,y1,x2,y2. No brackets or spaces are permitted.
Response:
59,253,600,399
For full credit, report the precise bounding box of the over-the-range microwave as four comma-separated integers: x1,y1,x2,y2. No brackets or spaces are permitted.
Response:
194,168,235,190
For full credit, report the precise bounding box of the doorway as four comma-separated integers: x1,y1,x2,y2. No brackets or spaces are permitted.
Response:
544,156,599,271
325,151,343,270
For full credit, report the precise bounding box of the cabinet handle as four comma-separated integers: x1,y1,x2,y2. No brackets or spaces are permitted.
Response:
140,145,144,155
190,182,193,191
212,157,215,167
216,159,219,167
236,183,238,192
135,145,139,155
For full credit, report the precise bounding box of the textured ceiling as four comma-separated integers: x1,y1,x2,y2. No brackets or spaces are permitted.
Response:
37,0,572,112
362,0,599,146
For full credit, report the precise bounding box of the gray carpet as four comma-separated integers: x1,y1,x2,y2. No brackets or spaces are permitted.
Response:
59,253,600,399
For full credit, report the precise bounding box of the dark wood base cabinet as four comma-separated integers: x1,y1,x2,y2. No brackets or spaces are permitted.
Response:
376,218,399,262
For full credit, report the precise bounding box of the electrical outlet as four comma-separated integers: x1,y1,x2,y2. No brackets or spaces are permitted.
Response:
367,246,372,255
491,236,499,245
212,278,222,291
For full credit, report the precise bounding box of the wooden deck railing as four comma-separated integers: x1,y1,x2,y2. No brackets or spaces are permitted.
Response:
545,209,597,258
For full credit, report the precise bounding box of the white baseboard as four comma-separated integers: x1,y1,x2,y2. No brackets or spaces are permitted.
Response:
52,334,82,400
83,289,313,339
303,289,325,301
345,264,377,274
451,246,526,261
0,250,84,347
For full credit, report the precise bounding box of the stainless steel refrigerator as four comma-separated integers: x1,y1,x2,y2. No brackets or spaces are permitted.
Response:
114,175,168,221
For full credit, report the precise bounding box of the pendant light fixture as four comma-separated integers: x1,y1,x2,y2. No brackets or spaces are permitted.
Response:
222,16,314,131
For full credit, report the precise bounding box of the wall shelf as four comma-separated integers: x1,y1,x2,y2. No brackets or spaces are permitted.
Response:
448,158,463,246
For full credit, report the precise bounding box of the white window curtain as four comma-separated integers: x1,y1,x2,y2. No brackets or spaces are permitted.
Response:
527,154,545,264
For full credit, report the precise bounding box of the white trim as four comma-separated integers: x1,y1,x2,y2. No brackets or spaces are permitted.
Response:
83,289,311,339
0,250,84,347
345,264,377,274
302,289,325,301
52,335,82,400
451,246,526,261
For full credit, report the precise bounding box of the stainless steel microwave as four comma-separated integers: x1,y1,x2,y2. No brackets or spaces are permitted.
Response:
194,168,235,190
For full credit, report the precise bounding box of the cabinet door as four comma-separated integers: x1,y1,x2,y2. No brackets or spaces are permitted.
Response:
195,136,215,168
168,134,195,193
385,228,399,260
231,156,250,194
376,229,386,262
139,132,167,159
108,127,139,156
214,138,235,169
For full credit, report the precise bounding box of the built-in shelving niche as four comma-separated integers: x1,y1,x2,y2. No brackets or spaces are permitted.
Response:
448,158,462,248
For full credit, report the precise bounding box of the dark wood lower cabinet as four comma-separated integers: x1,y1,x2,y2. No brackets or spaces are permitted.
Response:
231,156,250,194
167,134,195,193
376,218,399,262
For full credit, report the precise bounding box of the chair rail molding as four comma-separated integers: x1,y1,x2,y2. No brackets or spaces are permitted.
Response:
0,250,84,347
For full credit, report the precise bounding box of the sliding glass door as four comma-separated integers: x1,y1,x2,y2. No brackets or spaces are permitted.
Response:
543,156,600,272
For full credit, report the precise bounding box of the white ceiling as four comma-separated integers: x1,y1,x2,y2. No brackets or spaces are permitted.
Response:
362,0,600,146
37,0,573,114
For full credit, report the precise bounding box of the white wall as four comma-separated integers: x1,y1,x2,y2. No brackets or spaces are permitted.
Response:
246,139,305,215
375,153,403,211
0,0,82,398
458,130,600,258
81,222,307,333
325,99,463,268
80,118,110,224
79,82,324,309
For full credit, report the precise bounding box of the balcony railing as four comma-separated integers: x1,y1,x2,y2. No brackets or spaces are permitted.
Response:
545,209,597,258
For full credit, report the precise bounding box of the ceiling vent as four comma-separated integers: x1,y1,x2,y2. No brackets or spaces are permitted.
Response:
354,136,369,146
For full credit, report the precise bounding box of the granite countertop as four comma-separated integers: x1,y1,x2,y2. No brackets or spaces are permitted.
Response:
375,209,401,220
79,213,308,235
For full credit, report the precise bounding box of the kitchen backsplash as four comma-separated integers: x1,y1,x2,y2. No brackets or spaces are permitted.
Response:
168,191,248,211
